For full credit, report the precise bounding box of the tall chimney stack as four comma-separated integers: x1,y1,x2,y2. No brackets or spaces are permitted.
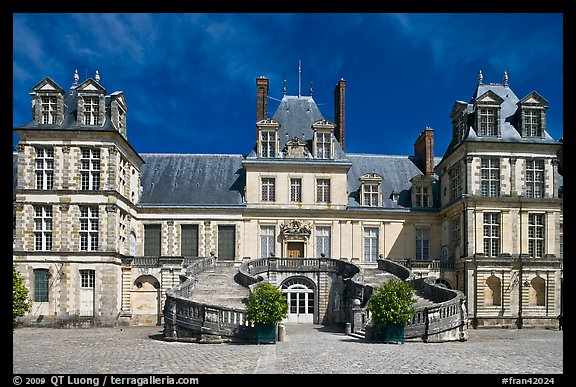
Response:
256,76,269,122
333,78,346,150
414,127,435,175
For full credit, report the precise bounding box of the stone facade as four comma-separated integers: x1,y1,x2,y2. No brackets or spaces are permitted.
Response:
13,70,563,329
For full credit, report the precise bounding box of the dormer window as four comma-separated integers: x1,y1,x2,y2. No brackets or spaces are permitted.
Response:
474,90,503,137
84,97,100,126
312,120,335,159
359,173,382,207
478,108,497,136
41,96,57,125
256,119,280,158
450,102,469,143
518,92,547,139
410,174,434,208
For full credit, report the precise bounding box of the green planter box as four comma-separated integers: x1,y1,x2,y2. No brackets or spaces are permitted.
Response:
377,323,405,344
256,323,277,344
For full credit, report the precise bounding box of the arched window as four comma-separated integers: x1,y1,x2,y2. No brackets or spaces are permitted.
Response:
485,275,501,306
529,276,546,307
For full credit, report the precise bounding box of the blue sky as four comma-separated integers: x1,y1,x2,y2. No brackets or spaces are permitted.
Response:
12,13,563,158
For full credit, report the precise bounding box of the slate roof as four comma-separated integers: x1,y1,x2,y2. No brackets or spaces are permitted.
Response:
247,95,347,161
442,83,559,158
138,153,245,207
346,154,441,209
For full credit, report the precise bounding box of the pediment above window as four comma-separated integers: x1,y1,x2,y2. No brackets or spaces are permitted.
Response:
475,90,504,105
518,91,548,107
312,119,335,130
32,77,65,94
76,79,107,94
359,172,383,183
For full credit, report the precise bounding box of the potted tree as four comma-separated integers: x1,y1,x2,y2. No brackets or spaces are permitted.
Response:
245,282,289,344
366,279,416,344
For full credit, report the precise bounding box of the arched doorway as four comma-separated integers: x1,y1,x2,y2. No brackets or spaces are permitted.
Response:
281,276,315,323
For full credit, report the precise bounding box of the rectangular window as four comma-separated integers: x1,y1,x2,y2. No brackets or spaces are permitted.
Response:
363,227,379,262
416,229,430,260
414,186,430,207
450,163,461,200
84,97,100,126
451,216,461,242
34,269,49,302
80,148,101,191
316,179,330,203
181,224,199,257
80,206,99,251
481,158,500,197
524,109,542,137
479,108,497,136
34,205,52,251
80,270,95,288
218,225,236,261
144,224,161,256
261,178,275,202
363,184,379,206
529,214,545,258
483,213,500,257
290,178,302,202
260,131,276,158
35,147,54,190
316,226,331,258
316,132,331,159
41,96,57,125
560,234,563,259
525,159,545,198
260,226,275,258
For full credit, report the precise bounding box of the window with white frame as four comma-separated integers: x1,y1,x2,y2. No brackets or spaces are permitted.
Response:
80,270,95,288
478,108,497,136
483,212,500,257
80,206,99,251
316,226,331,258
481,158,500,197
528,214,545,258
260,226,275,258
34,205,52,251
316,179,330,203
35,147,54,190
83,97,100,126
523,109,542,137
261,178,276,202
525,159,545,198
290,178,302,202
41,96,57,125
363,227,379,262
315,131,332,159
362,184,379,207
260,131,277,158
416,228,430,260
81,148,101,190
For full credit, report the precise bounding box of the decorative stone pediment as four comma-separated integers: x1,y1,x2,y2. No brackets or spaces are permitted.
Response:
280,220,312,239
285,136,308,158
475,90,504,105
32,77,65,94
518,91,548,107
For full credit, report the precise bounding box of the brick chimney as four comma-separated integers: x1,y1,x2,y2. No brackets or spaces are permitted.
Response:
414,127,435,175
333,78,346,150
256,76,269,122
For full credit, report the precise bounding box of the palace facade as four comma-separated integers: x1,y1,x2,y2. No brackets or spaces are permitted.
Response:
13,69,563,328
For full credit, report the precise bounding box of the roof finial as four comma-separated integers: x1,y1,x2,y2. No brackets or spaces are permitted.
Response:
73,69,79,85
478,70,483,84
283,75,286,95
503,70,508,86
310,80,313,96
95,70,100,83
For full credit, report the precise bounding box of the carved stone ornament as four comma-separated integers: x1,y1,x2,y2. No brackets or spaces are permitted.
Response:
280,220,312,238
